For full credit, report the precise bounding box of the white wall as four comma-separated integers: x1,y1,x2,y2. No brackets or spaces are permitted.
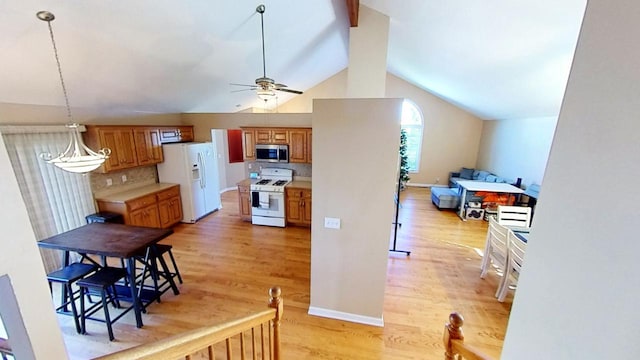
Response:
502,1,640,358
309,98,402,325
476,116,557,187
0,135,68,359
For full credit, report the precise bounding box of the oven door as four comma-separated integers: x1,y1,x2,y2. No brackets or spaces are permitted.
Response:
251,191,286,227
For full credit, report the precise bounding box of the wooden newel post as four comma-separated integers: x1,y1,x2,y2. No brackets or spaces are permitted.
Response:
444,312,464,360
269,286,283,360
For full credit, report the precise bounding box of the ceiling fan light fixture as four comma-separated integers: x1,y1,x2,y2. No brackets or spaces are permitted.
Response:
37,10,110,174
257,89,276,101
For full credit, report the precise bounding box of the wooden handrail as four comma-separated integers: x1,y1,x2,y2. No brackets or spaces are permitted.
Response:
444,312,493,360
95,286,283,360
0,337,13,358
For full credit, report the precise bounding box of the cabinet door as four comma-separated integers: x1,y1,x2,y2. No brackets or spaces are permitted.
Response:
255,129,272,143
286,197,303,223
302,191,312,225
243,130,256,160
306,129,312,163
169,196,183,224
238,185,252,221
178,126,194,142
129,204,159,228
99,128,138,171
271,129,289,144
158,196,182,228
288,130,307,163
134,128,163,165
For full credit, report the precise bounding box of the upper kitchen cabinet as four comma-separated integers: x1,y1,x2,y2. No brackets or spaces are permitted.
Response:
243,129,256,160
158,126,194,144
289,129,307,163
85,126,138,172
134,128,163,166
255,128,288,144
241,127,312,164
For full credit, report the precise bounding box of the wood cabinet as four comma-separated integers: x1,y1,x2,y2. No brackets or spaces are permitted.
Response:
288,129,307,163
157,186,183,228
285,187,312,227
237,182,252,221
85,125,194,172
243,129,256,160
240,127,312,163
158,126,194,144
134,128,163,166
86,127,139,172
96,185,182,229
255,128,288,144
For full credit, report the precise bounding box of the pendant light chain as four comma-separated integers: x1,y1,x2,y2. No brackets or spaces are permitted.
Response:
45,18,73,123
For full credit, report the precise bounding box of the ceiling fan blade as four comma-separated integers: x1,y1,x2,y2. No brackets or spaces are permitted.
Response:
231,88,257,93
230,83,257,87
274,83,288,88
275,88,303,95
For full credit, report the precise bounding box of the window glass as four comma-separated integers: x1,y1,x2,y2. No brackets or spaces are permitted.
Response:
401,100,424,172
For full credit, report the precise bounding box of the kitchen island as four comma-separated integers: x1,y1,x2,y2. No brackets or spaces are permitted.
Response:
95,183,182,229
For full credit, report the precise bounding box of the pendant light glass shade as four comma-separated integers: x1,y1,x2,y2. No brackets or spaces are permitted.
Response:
257,89,276,101
37,10,110,174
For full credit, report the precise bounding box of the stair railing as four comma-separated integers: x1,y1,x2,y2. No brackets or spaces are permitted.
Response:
95,286,282,360
0,337,13,360
444,312,493,360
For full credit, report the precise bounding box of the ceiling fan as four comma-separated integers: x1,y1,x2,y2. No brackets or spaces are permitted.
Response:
231,4,303,101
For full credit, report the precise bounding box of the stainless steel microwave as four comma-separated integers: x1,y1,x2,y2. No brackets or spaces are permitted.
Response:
255,144,289,163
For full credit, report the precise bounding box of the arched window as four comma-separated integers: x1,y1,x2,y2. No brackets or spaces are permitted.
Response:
401,100,424,172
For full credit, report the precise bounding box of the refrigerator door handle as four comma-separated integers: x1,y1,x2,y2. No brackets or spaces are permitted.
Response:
200,152,206,189
197,152,204,189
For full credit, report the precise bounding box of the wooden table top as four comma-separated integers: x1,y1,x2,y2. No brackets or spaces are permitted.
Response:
38,223,174,258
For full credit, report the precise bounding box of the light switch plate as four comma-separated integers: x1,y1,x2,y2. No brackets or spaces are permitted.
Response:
324,217,341,229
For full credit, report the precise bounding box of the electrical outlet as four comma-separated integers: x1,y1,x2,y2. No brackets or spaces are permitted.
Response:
248,163,252,169
324,217,341,229
106,178,112,186
435,177,440,184
121,175,127,183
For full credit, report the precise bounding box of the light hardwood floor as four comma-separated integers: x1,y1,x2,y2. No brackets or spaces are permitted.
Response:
60,187,511,359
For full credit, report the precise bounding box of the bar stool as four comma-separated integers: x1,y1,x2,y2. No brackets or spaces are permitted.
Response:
47,262,98,333
77,267,128,341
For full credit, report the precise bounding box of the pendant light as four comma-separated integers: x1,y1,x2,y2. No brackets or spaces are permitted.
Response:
37,11,110,174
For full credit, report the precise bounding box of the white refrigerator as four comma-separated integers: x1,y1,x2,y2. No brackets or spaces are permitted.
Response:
157,142,221,223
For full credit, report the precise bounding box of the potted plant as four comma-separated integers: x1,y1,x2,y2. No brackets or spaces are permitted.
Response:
399,129,410,189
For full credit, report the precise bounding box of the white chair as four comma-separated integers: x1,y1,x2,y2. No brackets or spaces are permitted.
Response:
480,216,510,298
497,205,532,228
496,229,528,302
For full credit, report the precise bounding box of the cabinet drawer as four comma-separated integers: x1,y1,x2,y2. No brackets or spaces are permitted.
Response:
238,184,251,193
286,188,310,199
156,186,180,201
127,194,157,211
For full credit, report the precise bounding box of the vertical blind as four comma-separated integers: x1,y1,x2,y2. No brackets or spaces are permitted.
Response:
1,129,95,272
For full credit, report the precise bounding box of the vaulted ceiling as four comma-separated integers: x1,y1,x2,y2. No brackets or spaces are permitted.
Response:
0,1,586,120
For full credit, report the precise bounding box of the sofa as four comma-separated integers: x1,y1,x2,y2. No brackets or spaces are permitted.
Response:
448,167,513,188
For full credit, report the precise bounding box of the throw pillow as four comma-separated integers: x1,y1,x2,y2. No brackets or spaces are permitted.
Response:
460,167,474,180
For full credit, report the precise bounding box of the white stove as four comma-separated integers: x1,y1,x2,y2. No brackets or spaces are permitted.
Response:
250,168,293,227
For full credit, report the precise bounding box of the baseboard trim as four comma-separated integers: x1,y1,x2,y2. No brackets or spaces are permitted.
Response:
406,183,447,188
307,306,384,327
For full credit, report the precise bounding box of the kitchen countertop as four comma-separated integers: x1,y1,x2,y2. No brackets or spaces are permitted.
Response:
94,183,179,203
287,180,312,189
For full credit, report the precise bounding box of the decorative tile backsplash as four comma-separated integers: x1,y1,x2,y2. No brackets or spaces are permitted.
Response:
90,165,158,197
244,161,311,178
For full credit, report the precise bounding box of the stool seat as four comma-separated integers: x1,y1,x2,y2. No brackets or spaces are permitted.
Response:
431,187,460,210
48,263,97,283
77,267,128,341
77,267,127,289
47,262,98,334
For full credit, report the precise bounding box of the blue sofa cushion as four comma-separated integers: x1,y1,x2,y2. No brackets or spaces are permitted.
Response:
475,170,491,181
459,167,474,180
486,174,498,182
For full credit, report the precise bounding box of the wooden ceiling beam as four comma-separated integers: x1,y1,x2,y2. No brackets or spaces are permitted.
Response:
346,0,359,27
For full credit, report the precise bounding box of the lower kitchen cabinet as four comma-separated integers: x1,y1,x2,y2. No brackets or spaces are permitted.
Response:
238,182,252,222
285,187,311,227
96,185,182,229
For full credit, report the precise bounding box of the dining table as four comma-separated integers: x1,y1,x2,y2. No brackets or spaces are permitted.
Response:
38,222,179,328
